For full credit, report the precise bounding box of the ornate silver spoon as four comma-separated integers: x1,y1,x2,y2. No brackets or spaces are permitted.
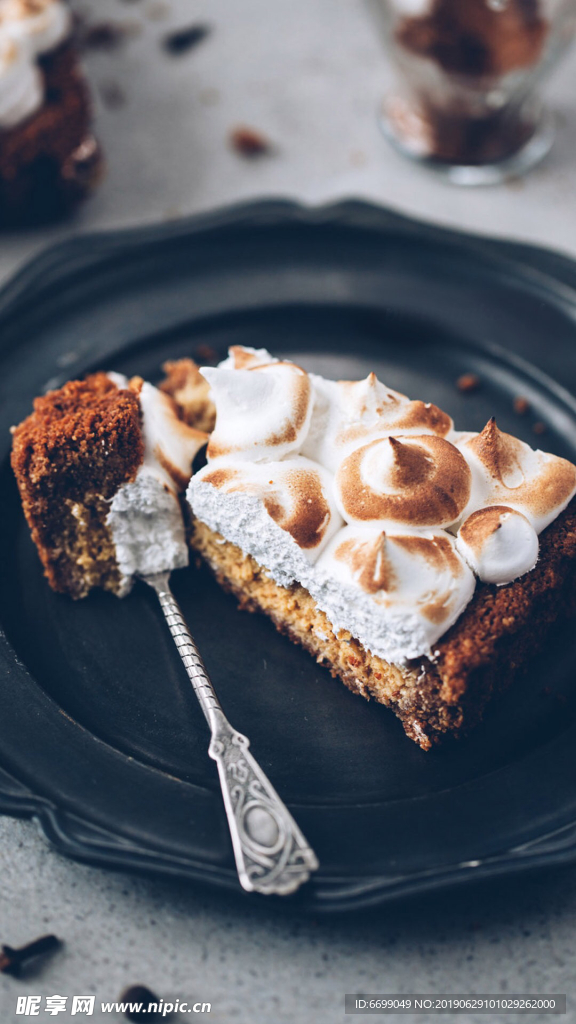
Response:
142,571,319,896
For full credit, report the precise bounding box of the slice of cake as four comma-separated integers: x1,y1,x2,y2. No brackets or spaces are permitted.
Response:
11,371,208,598
187,347,576,749
0,0,102,224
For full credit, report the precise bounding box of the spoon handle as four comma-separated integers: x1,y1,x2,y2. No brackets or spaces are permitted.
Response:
143,572,319,896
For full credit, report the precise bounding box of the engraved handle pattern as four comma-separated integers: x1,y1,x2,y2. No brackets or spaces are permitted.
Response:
209,721,319,895
143,572,319,895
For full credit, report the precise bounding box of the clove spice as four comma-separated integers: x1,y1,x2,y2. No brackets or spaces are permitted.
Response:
0,935,62,977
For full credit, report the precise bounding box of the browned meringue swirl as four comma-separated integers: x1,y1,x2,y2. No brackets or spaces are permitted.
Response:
336,434,471,527
201,462,333,550
465,418,576,523
331,529,468,624
206,361,312,462
337,374,452,439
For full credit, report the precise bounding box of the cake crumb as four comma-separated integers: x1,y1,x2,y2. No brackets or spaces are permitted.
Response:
195,344,218,364
162,24,211,55
79,21,138,50
513,396,530,415
533,421,547,435
456,373,480,393
229,126,273,157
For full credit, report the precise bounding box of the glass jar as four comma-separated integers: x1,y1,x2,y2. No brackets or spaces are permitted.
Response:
369,0,576,184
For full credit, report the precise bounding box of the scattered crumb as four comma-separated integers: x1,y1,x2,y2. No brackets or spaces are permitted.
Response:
229,125,273,157
195,344,218,364
79,20,139,50
98,80,126,110
456,373,480,393
199,86,220,106
162,23,211,55
513,396,530,415
350,149,367,167
162,206,182,221
533,421,547,435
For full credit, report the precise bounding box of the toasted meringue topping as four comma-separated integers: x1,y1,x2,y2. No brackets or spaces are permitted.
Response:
457,505,539,586
326,527,472,622
203,361,313,462
197,456,342,557
315,524,475,658
302,371,453,472
459,418,576,532
187,346,576,662
138,381,208,492
335,435,471,528
105,375,207,591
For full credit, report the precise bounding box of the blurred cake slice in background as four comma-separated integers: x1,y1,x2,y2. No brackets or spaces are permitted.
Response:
0,0,103,224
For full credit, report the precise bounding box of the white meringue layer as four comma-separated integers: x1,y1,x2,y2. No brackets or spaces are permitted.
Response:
0,35,41,127
107,474,189,593
456,506,539,586
191,456,343,567
189,467,475,661
106,375,207,591
315,525,475,661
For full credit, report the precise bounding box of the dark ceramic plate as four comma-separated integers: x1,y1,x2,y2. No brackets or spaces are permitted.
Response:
1,200,576,913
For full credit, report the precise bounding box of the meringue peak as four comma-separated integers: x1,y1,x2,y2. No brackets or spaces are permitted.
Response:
336,435,471,528
205,361,313,462
386,435,431,484
467,417,525,488
221,345,277,370
334,529,397,594
340,373,405,424
461,420,576,531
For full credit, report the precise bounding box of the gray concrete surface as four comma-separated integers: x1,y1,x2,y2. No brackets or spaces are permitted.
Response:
2,0,576,1021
